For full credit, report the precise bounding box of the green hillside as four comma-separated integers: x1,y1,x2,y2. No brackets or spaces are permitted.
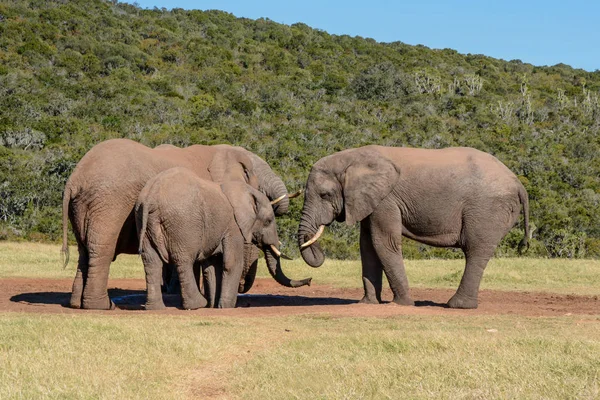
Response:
0,0,599,258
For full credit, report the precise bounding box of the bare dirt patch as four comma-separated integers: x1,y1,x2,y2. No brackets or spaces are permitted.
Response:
2,278,598,317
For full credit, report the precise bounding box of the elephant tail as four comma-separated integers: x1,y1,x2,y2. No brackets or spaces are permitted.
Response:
137,203,149,256
517,185,530,255
61,182,71,269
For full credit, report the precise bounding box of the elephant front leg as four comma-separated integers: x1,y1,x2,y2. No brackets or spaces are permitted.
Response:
142,245,166,310
359,220,383,304
218,235,244,309
369,199,414,306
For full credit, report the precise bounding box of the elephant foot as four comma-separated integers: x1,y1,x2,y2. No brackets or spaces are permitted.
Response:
447,293,478,309
82,296,116,310
358,295,380,304
69,295,82,309
182,294,208,310
145,301,166,311
217,297,238,309
391,296,415,306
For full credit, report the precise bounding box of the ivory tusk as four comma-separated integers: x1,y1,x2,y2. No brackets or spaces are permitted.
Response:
270,194,287,205
269,244,282,257
300,225,325,249
287,189,304,199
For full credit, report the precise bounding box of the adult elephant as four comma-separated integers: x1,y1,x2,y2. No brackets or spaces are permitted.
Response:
297,146,529,309
62,138,299,310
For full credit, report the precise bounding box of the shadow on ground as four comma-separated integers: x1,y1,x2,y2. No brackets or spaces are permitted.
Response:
10,289,364,309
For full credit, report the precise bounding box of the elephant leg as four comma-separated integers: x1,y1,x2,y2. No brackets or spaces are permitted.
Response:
447,247,494,309
359,219,383,304
176,259,207,310
202,256,221,308
369,199,413,306
69,243,89,309
142,245,166,310
447,205,517,309
81,250,115,310
218,237,244,309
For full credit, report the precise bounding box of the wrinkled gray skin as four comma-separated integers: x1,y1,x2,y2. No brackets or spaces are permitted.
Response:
136,169,311,309
298,146,530,309
62,139,293,310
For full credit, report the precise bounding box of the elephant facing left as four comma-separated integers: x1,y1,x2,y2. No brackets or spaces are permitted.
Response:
135,168,311,309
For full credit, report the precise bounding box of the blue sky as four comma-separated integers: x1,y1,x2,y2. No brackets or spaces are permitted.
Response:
129,0,599,71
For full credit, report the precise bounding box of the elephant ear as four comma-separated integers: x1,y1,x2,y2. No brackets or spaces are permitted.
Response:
209,148,257,187
343,151,401,225
221,181,257,243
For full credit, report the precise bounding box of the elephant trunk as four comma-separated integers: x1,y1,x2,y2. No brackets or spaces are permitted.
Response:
248,153,290,216
298,211,326,267
264,247,312,288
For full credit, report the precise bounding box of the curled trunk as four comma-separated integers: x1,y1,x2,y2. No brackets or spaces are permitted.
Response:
264,247,312,288
298,214,325,267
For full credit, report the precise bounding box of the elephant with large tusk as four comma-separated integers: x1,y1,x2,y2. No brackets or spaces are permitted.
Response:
62,138,302,310
298,145,530,309
136,168,311,309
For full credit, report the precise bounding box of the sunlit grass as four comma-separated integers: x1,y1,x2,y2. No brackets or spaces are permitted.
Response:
0,313,598,399
1,242,599,294
233,315,600,399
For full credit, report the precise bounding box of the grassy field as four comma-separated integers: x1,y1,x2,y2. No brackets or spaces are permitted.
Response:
0,241,599,399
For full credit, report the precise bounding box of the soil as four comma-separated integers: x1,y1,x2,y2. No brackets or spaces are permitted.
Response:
1,278,598,317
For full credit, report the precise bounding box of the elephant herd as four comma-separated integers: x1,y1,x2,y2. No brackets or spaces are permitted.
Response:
62,139,529,311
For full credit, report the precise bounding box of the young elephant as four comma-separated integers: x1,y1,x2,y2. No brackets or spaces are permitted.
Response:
136,167,311,309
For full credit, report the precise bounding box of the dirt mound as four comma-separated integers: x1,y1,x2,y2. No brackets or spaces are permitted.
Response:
2,278,598,317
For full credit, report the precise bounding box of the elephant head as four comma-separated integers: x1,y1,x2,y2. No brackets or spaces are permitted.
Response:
208,146,259,189
221,182,312,288
298,147,401,267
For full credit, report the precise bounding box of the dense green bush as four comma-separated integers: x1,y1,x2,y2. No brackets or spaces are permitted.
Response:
0,0,599,259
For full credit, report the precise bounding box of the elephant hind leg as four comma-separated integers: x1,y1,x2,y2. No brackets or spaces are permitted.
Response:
176,259,207,310
142,244,166,310
447,247,494,309
69,243,89,309
359,219,383,304
80,232,120,310
81,249,116,310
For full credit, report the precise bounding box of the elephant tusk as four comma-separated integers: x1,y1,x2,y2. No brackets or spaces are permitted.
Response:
269,244,293,260
300,225,325,249
287,189,304,199
270,194,287,205
269,244,282,257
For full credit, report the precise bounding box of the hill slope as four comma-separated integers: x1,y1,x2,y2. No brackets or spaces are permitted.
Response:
0,0,599,258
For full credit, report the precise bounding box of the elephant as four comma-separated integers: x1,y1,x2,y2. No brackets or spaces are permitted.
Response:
61,138,299,310
136,168,311,309
297,145,530,309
